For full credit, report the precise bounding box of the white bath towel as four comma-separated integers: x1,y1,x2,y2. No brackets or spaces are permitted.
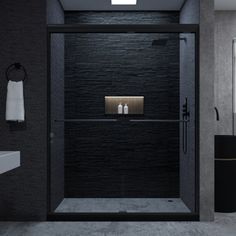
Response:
6,80,25,122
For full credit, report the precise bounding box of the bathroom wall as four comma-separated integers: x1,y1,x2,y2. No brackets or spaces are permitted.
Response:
215,11,236,135
180,0,199,24
48,1,65,211
0,0,48,220
64,12,180,198
65,11,179,24
0,0,64,221
181,0,215,221
198,0,215,221
47,0,64,24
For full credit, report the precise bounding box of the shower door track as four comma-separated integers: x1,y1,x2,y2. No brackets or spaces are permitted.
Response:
47,23,200,222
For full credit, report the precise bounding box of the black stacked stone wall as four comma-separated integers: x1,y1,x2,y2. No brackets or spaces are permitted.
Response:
64,12,180,197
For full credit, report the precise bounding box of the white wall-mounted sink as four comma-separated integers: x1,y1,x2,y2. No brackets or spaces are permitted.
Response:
0,151,20,174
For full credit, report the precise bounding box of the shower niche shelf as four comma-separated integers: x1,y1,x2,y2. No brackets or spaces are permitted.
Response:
105,96,144,115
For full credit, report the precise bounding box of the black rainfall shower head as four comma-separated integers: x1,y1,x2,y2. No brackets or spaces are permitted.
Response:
152,37,187,47
152,39,168,46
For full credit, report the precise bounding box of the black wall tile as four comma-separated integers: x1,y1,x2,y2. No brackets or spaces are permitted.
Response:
65,11,179,24
0,0,64,221
0,0,48,220
63,12,180,198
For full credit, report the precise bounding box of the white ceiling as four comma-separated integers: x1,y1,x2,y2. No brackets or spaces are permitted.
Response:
215,0,236,10
60,0,186,11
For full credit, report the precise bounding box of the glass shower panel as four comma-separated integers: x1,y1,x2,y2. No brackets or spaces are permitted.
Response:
50,32,197,214
50,33,65,212
179,33,196,212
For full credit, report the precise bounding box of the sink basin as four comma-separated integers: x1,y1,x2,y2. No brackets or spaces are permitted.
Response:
0,151,20,174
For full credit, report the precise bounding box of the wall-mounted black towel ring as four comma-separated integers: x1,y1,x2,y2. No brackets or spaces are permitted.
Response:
6,63,27,82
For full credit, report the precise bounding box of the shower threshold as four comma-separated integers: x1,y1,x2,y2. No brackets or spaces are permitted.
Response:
55,198,190,213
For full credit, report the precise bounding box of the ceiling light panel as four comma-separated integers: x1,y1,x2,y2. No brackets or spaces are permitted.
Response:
111,0,137,5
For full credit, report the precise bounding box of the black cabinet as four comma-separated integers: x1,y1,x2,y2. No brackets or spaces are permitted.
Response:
215,135,236,213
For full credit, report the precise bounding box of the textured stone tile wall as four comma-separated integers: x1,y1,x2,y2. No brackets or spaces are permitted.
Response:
64,12,181,198
0,0,64,220
215,12,236,135
0,0,47,220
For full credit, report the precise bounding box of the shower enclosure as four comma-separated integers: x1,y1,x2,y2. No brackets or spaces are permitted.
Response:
47,24,199,221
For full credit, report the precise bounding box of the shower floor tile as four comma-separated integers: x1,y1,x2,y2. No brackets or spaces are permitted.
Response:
55,198,190,213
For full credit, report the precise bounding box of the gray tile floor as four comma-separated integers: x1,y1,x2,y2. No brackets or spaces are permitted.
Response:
1,213,236,236
55,198,190,213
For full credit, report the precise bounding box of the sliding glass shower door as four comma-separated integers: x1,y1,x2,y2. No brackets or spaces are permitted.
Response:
48,27,198,220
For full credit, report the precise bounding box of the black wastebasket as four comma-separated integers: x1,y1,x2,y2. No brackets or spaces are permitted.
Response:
215,135,236,213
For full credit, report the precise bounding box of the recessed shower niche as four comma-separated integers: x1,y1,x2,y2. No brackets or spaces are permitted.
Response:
48,12,199,221
105,96,144,115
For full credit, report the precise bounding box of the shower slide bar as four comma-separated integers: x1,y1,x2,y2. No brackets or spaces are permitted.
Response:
54,119,189,123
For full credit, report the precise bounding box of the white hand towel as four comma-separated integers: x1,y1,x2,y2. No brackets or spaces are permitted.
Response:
6,80,25,122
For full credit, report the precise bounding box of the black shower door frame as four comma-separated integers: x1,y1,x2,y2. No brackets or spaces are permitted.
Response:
47,24,199,221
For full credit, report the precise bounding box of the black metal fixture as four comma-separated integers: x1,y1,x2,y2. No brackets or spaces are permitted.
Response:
214,107,220,121
152,37,187,46
6,63,27,82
